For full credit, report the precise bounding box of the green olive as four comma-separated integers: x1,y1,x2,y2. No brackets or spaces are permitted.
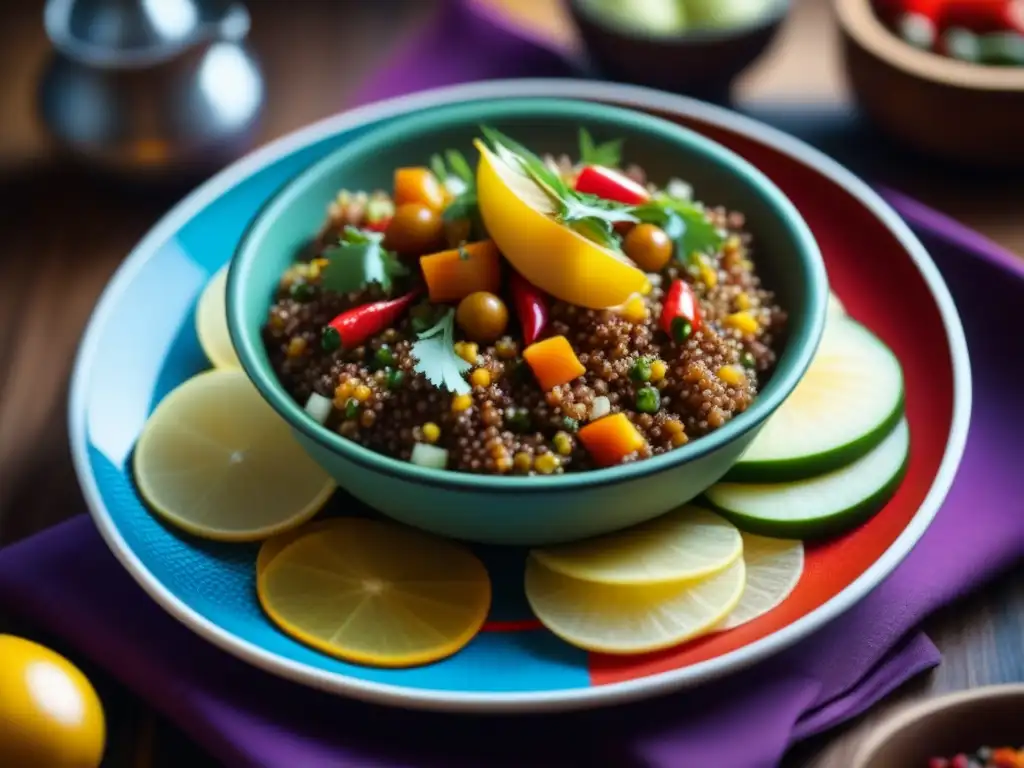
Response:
624,223,673,272
384,203,444,255
456,291,509,343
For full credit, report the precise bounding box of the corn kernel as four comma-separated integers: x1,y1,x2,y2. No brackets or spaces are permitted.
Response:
664,418,684,436
495,337,518,359
649,360,668,383
451,394,473,412
735,292,752,311
470,368,491,388
269,313,285,331
671,431,688,447
353,384,372,402
618,294,648,324
495,455,513,473
422,422,440,444
455,341,479,365
717,365,747,388
513,452,533,473
723,311,760,335
699,262,718,288
286,336,307,358
534,452,560,475
552,432,573,456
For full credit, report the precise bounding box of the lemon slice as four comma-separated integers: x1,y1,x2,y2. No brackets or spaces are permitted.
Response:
195,266,240,369
530,506,742,586
525,556,746,654
474,140,648,309
257,518,491,667
257,518,341,577
133,369,335,541
720,534,804,630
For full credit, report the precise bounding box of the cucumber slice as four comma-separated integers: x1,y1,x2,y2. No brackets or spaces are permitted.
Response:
704,418,909,540
725,316,904,482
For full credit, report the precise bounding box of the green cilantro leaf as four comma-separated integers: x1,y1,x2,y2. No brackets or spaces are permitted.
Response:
319,226,408,294
429,153,448,182
410,307,471,394
578,128,623,168
480,125,571,199
445,150,474,185
633,196,725,266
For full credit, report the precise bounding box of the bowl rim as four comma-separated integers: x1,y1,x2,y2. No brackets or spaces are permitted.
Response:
226,96,828,493
68,78,972,712
566,0,791,43
851,683,1024,766
836,0,1024,91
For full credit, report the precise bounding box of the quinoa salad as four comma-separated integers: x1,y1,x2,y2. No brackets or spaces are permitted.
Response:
262,128,787,476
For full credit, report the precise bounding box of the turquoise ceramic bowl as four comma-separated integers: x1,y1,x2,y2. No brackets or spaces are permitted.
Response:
227,98,827,546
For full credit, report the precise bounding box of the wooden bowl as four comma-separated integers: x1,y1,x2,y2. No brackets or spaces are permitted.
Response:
565,0,791,100
852,684,1024,767
836,0,1024,168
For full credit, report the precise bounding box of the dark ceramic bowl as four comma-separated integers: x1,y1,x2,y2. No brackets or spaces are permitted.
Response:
565,0,791,99
852,685,1024,767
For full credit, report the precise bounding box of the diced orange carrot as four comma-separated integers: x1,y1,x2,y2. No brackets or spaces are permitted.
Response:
522,335,586,391
578,413,647,468
394,167,447,211
420,241,502,303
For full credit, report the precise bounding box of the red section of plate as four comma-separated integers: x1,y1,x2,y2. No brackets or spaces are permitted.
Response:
587,109,955,685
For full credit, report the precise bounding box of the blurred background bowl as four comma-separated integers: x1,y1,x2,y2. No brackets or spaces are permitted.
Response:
837,0,1024,168
565,0,792,100
851,684,1024,767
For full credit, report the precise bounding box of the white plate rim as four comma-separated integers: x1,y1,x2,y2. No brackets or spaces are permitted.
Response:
68,78,972,713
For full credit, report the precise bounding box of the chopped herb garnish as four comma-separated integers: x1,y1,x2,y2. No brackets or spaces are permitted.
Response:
633,195,725,266
410,307,472,394
434,148,484,239
445,150,474,185
578,128,623,168
319,226,408,294
429,153,448,183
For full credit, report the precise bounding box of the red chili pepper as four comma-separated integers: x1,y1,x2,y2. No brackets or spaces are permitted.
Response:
574,165,650,205
364,217,392,233
659,279,702,342
509,270,549,346
321,289,421,351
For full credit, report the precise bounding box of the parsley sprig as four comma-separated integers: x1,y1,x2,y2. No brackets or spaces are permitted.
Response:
480,126,636,250
318,226,408,294
578,128,622,168
410,307,471,395
432,149,483,237
633,195,725,267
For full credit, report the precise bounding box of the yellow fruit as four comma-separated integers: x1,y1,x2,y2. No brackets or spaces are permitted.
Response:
525,557,746,654
195,266,241,369
258,518,491,667
256,518,340,578
133,369,335,541
0,636,105,768
474,140,648,309
531,505,742,586
720,534,804,630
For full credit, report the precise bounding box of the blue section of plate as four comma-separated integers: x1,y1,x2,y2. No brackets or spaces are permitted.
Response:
78,122,591,694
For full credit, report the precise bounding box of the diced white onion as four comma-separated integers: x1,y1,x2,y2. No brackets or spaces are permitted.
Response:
411,442,449,469
304,392,333,425
646,273,663,288
444,177,468,197
666,178,693,201
590,396,611,421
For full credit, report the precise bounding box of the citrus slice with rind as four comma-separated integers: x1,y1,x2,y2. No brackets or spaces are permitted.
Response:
474,140,648,308
257,518,491,667
524,556,746,654
257,518,342,578
195,266,240,369
530,505,742,586
133,369,335,541
720,534,804,630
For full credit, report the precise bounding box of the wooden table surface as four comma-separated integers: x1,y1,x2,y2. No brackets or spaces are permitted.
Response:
0,1,1020,766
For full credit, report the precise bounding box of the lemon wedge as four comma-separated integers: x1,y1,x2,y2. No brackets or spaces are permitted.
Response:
530,506,742,586
133,369,335,541
195,266,240,369
257,518,491,667
720,534,804,630
525,556,745,654
474,140,648,309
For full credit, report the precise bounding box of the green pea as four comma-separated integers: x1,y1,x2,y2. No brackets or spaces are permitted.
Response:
740,351,756,369
386,369,405,390
629,357,652,383
635,386,661,414
374,345,395,369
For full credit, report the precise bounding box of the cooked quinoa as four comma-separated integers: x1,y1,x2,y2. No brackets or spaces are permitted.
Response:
262,135,787,476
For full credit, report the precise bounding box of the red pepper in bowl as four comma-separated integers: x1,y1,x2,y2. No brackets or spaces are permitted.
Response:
660,279,702,343
321,289,421,351
574,165,650,205
509,270,549,345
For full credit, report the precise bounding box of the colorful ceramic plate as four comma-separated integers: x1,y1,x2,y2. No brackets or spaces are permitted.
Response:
69,80,970,712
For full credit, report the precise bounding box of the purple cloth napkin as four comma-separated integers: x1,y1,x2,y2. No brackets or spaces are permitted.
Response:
1,4,1022,768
